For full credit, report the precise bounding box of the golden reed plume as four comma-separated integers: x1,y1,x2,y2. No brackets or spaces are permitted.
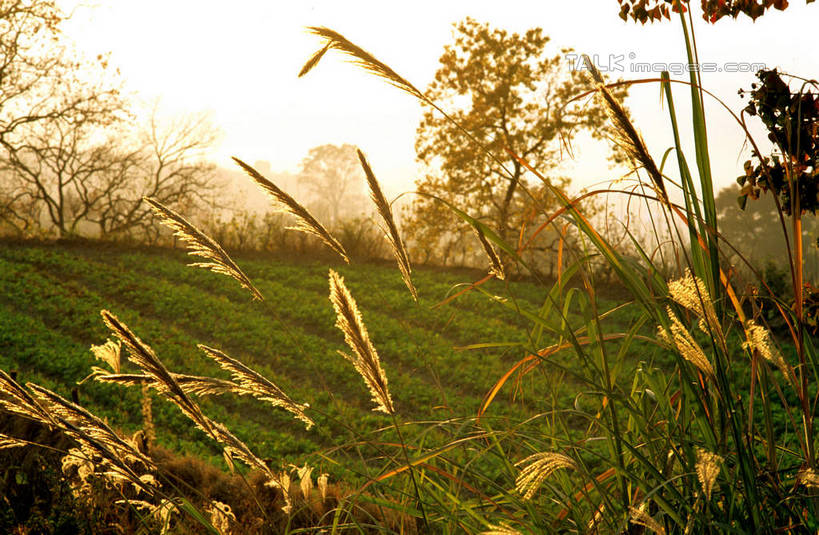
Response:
300,27,424,101
357,149,417,300
474,226,506,280
99,311,293,507
199,344,313,429
328,269,394,414
144,197,263,300
232,157,349,263
582,55,667,202
514,451,576,500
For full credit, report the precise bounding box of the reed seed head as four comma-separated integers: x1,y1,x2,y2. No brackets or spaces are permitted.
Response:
481,523,522,535
199,345,314,429
629,504,666,535
233,157,349,263
358,148,418,300
695,448,722,500
144,197,263,300
660,307,715,377
743,320,790,378
328,269,394,414
514,451,576,500
669,270,720,336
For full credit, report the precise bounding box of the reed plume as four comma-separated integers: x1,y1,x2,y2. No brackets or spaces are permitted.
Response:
143,197,263,300
743,319,791,381
514,451,576,500
474,226,506,280
480,522,523,535
668,269,721,337
328,269,394,414
206,501,236,535
357,149,417,300
26,386,158,499
232,157,349,263
99,311,292,507
198,344,314,429
658,307,715,377
0,369,56,425
695,448,722,500
582,54,667,201
91,339,121,373
300,27,424,101
0,370,156,494
629,504,666,535
0,433,31,449
94,372,237,397
101,310,216,438
798,468,819,488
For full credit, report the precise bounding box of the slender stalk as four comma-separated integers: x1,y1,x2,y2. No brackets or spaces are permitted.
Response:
390,412,429,533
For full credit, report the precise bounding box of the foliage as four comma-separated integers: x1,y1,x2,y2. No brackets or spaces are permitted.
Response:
407,18,623,263
715,183,819,280
617,0,813,23
738,69,819,215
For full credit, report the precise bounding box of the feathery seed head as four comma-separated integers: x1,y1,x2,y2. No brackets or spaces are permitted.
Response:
480,522,523,535
629,504,666,535
0,433,30,449
669,270,720,336
101,310,217,439
582,55,667,201
318,473,329,502
695,448,722,500
661,307,715,377
743,320,790,378
358,149,417,301
144,197,263,300
328,269,394,414
199,345,314,429
232,157,349,263
296,463,314,500
798,468,819,487
90,340,121,373
206,501,236,535
302,27,424,101
514,451,576,500
474,226,505,280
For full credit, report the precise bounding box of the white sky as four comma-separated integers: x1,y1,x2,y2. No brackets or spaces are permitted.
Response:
60,1,818,197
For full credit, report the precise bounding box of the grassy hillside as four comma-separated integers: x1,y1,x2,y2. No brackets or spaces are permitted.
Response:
0,240,619,470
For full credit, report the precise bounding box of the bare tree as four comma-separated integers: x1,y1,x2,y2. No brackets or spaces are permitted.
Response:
91,105,221,238
0,0,124,236
0,0,122,154
300,144,366,225
2,100,220,239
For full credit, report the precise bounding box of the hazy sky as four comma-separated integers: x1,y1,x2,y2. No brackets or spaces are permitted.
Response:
61,1,818,197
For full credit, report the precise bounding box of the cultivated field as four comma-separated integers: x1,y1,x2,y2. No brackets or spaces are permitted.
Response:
0,241,639,471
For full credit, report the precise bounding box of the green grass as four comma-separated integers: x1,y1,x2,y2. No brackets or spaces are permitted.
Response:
0,239,638,474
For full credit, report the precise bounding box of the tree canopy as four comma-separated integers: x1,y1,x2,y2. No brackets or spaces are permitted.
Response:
407,18,625,266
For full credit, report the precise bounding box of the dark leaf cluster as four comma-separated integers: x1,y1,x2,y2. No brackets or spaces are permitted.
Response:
804,282,819,336
617,0,811,23
617,0,687,23
737,69,819,214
